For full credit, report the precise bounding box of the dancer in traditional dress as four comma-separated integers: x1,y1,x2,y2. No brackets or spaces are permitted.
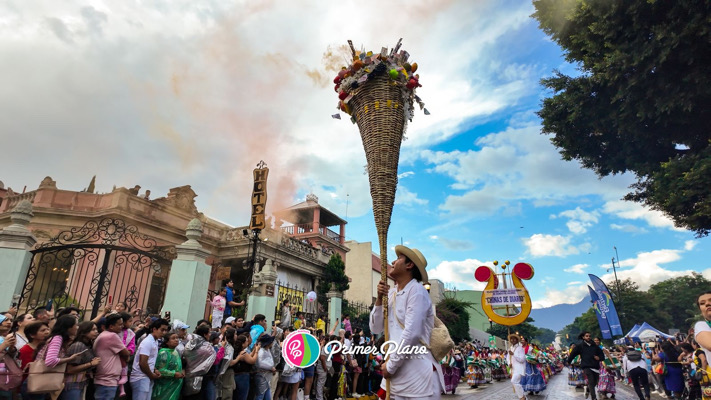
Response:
519,337,546,395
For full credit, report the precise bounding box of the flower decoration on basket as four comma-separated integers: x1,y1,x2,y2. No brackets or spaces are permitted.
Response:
331,39,429,124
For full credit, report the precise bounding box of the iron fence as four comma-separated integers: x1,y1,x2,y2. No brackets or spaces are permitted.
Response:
274,280,325,328
18,218,175,320
342,299,373,336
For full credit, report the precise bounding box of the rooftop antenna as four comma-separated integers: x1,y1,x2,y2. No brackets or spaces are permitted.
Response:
345,193,349,220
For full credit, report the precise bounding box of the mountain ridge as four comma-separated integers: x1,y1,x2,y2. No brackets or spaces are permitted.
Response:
530,295,592,332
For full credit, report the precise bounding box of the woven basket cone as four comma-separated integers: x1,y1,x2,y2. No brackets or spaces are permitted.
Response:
349,71,405,281
349,69,403,400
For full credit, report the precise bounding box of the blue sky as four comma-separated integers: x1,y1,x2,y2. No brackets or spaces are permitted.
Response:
1,0,708,308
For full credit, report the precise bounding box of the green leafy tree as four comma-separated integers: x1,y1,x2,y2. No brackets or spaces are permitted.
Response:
648,273,710,332
534,327,557,347
487,317,541,342
436,297,472,343
317,254,350,298
532,0,711,237
612,278,671,333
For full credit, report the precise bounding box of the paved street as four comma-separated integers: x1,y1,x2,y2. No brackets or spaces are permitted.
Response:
441,369,668,400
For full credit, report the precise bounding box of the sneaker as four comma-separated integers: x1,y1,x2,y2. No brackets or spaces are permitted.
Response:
584,386,589,399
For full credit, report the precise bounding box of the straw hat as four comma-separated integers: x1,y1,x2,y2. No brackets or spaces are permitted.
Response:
394,245,428,283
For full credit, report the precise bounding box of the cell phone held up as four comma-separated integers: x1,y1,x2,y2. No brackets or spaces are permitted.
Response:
164,311,171,320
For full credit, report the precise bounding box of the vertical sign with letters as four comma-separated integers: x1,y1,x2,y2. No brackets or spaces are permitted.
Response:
250,165,269,230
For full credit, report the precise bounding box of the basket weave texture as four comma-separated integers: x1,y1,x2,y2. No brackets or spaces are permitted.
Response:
348,71,405,278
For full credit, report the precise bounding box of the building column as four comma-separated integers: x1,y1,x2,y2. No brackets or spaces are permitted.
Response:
327,283,343,332
246,258,278,328
339,223,345,244
162,219,211,326
0,200,37,310
312,207,320,234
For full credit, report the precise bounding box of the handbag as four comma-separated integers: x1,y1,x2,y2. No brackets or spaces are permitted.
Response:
392,294,455,362
26,360,66,394
653,362,667,376
0,353,23,391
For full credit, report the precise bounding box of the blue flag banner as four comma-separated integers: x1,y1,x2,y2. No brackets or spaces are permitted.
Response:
588,274,624,336
588,285,612,339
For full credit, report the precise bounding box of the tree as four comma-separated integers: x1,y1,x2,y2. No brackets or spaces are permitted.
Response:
534,327,557,347
648,273,710,331
612,278,671,333
316,254,350,298
487,317,541,342
532,0,711,237
436,297,473,343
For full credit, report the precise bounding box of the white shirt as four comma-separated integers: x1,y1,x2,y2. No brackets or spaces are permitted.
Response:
695,321,711,361
507,343,526,374
369,279,445,397
623,354,647,373
130,334,159,382
14,333,28,350
257,347,274,370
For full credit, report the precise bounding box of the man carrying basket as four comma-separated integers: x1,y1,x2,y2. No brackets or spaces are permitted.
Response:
370,245,445,399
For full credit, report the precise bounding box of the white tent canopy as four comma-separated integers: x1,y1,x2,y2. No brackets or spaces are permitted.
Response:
614,322,673,344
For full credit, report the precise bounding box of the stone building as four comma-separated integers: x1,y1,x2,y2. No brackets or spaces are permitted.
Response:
0,176,347,327
343,240,394,305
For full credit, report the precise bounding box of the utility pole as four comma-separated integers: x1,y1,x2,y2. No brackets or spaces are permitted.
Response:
611,245,623,316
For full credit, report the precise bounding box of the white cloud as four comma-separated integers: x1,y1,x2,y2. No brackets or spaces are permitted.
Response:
533,286,588,308
685,240,698,251
602,200,684,232
555,207,600,234
420,124,636,218
567,281,583,286
428,259,493,290
398,171,415,179
564,263,589,274
610,224,648,234
395,186,428,206
523,234,587,257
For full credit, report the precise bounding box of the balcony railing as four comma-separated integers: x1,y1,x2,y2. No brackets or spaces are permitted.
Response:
281,223,342,243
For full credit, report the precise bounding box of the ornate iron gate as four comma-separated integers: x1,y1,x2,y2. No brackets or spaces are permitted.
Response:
18,218,176,319
274,280,322,328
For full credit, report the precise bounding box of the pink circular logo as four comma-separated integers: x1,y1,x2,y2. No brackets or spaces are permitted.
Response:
281,329,320,368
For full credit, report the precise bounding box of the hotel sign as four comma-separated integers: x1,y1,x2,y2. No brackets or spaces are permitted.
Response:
250,164,268,230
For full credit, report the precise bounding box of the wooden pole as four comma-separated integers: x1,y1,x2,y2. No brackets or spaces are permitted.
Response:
380,238,390,399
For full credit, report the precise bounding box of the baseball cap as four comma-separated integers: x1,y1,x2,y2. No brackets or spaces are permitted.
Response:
172,319,190,330
225,316,236,324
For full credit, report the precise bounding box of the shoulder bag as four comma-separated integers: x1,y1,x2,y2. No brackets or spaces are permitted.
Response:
0,352,23,391
26,360,66,394
27,337,67,394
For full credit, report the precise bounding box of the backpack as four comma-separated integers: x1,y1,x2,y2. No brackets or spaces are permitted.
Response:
627,350,642,362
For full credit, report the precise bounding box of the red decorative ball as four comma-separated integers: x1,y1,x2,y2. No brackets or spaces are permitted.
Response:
406,79,417,89
474,266,492,282
338,91,348,100
334,76,342,84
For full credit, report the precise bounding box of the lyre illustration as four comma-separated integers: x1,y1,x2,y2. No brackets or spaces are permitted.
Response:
475,261,534,326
